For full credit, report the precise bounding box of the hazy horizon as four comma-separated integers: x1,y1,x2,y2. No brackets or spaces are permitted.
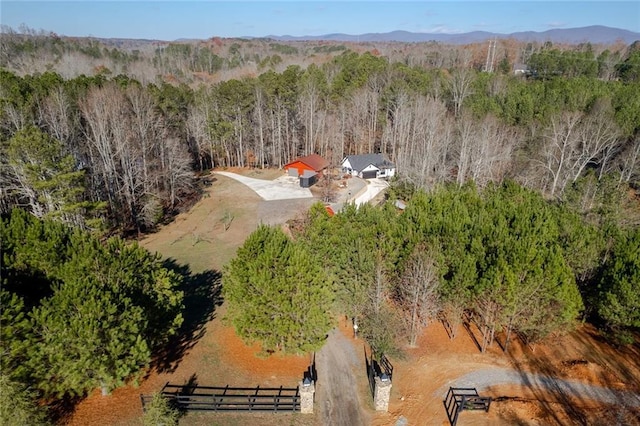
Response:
1,1,638,41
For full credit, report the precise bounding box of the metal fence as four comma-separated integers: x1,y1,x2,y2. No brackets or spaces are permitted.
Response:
444,387,491,426
142,383,300,413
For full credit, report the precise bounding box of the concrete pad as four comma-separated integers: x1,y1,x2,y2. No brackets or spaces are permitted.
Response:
215,171,314,201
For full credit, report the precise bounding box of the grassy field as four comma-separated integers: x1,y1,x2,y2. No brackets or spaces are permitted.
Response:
140,173,262,272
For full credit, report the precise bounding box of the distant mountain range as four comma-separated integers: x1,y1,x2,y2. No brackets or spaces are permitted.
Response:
263,26,640,45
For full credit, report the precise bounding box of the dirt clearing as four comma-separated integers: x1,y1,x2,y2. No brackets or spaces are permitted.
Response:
373,321,640,426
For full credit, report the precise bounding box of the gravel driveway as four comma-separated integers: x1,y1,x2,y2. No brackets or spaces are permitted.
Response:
315,329,371,426
438,367,640,407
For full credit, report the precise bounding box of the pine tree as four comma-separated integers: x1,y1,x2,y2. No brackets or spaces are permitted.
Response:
1,209,184,398
6,126,104,229
477,182,583,348
29,274,151,397
597,228,640,343
0,374,48,426
0,291,34,383
223,225,332,354
142,392,180,426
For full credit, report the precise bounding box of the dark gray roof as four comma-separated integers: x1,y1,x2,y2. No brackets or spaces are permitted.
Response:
343,154,394,173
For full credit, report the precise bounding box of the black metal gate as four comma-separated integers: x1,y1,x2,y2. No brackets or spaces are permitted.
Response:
444,387,491,426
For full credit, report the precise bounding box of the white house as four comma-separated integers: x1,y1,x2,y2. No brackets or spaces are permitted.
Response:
513,63,530,76
341,154,396,179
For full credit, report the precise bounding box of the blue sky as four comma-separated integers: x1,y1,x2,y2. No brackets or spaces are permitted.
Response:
1,1,638,41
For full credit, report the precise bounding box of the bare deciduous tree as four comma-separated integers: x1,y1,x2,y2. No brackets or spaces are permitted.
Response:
540,107,623,197
540,111,582,197
187,90,215,171
618,135,640,184
475,288,502,352
80,83,193,229
162,136,194,209
398,245,441,347
389,94,453,189
572,100,622,182
80,84,122,213
37,86,78,147
447,68,475,117
455,115,474,186
455,114,517,187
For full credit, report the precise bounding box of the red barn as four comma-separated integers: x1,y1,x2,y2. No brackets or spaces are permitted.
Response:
284,154,329,178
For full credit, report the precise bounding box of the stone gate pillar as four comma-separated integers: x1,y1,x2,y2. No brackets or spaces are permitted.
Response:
299,379,315,414
373,375,392,412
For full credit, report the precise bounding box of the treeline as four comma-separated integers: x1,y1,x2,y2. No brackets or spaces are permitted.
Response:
0,69,196,232
2,42,639,232
0,209,184,420
527,40,640,80
224,181,639,357
0,28,345,82
3,27,639,83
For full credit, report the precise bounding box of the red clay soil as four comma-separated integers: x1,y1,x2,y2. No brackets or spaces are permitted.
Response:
213,315,311,383
67,309,311,426
372,322,640,426
66,312,640,426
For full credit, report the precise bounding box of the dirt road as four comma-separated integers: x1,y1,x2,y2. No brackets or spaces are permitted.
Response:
441,367,640,407
315,328,372,426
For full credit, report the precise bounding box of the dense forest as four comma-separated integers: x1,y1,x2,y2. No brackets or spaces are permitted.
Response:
2,31,639,232
1,209,184,422
225,182,638,357
1,29,639,422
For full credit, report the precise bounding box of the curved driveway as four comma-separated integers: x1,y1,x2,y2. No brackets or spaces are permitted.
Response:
439,367,640,407
215,171,313,201
353,178,389,206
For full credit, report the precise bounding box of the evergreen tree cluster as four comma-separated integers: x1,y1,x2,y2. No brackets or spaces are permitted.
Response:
596,227,640,343
1,209,184,400
224,181,638,356
0,374,48,426
223,225,332,354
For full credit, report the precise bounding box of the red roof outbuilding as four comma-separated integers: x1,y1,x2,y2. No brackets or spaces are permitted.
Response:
283,154,329,177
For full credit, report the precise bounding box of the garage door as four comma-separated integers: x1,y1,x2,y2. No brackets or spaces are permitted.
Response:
362,170,378,179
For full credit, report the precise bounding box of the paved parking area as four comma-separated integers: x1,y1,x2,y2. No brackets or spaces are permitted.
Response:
214,171,313,201
215,171,389,208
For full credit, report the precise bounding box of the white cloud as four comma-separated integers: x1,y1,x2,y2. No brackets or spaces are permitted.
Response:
420,24,464,34
547,21,567,29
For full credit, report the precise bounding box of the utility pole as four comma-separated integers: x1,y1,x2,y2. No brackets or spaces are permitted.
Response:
489,37,497,73
484,38,497,72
